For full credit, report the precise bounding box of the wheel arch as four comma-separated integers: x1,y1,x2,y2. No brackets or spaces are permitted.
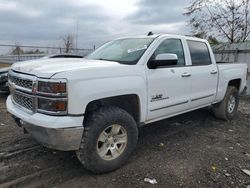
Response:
215,77,242,103
228,78,241,91
84,94,141,125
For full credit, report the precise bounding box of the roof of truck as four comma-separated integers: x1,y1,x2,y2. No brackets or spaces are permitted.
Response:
116,33,208,43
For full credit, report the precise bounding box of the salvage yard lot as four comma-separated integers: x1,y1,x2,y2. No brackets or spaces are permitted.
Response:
0,93,249,188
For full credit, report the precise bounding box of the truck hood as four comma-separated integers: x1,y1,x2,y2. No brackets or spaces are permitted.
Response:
11,58,122,78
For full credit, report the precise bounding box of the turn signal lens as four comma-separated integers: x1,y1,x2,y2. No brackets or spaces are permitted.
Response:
53,101,67,111
53,83,66,93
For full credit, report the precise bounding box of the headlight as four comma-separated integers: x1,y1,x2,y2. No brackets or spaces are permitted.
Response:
37,98,67,115
37,80,67,95
36,79,67,115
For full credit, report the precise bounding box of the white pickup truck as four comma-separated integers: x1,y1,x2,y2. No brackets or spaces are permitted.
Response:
6,34,248,173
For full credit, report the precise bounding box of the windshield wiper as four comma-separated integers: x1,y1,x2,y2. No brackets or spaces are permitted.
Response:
98,58,115,62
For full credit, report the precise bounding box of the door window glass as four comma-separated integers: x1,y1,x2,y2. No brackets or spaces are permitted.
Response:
153,39,185,66
187,40,212,66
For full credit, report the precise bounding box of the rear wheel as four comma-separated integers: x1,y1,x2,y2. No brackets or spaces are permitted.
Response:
76,106,138,173
213,86,239,120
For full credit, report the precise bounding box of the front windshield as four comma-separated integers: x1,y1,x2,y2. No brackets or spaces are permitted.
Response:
86,38,155,65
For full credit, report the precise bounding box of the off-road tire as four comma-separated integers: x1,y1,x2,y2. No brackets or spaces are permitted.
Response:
213,86,239,120
76,106,138,173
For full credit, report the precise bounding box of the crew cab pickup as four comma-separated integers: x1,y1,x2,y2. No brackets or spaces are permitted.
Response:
6,34,248,173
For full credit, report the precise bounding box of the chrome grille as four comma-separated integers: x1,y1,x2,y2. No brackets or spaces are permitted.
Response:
12,92,33,111
9,74,33,90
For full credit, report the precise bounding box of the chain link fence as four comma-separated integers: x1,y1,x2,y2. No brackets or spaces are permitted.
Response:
0,44,93,68
213,42,250,73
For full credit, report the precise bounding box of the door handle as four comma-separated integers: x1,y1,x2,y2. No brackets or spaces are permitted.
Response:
210,70,218,74
181,72,191,77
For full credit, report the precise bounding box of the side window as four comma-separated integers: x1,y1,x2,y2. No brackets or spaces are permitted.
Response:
154,39,185,66
187,40,212,66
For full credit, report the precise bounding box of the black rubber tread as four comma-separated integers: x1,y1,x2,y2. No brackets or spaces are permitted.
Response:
213,86,239,120
76,106,138,173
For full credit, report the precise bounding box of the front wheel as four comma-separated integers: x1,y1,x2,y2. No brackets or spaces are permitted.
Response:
213,86,239,120
76,106,138,173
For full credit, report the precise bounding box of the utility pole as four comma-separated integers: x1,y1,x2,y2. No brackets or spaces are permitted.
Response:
76,21,79,54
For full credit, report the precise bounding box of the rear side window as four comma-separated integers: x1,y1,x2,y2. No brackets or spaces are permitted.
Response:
187,41,211,66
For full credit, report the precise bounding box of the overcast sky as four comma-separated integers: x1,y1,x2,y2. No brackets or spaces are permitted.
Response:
0,0,190,49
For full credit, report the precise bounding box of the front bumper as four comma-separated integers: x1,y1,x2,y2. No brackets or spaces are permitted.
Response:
23,123,84,151
6,96,84,151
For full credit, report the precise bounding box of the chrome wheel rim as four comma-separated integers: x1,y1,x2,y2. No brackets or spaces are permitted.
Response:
97,124,127,161
227,95,236,113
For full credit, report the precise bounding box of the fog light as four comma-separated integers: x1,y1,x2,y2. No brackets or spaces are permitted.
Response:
38,98,67,114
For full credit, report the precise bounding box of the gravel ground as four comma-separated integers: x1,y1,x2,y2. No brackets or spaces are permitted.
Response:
0,93,249,188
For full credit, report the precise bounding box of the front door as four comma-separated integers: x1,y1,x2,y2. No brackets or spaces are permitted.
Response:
146,38,191,121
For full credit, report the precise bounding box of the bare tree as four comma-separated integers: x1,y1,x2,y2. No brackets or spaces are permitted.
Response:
11,42,24,55
184,0,250,43
62,34,74,53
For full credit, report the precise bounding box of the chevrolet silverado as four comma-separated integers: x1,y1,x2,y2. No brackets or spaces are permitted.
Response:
6,34,248,173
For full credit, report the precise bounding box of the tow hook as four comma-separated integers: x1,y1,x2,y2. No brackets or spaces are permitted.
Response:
23,128,28,134
20,119,24,126
13,117,28,134
13,116,21,127
12,116,25,128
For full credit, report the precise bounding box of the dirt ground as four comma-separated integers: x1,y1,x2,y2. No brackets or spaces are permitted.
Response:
0,63,10,68
0,93,249,188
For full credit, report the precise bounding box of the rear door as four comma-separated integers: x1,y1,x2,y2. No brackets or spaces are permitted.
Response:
187,40,218,108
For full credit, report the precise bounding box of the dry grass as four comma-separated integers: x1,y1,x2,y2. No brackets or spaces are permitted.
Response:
0,63,10,68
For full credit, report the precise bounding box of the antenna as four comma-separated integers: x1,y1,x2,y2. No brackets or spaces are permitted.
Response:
147,31,153,36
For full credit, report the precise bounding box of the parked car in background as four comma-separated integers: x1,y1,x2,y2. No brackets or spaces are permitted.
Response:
0,67,9,93
0,54,83,93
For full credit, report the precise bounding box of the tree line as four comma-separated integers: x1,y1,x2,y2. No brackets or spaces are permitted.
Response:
11,34,76,55
184,0,250,44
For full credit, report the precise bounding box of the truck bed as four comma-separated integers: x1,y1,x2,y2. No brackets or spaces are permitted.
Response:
215,62,248,103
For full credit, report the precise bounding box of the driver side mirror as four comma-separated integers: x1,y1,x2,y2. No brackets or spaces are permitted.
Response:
148,53,178,69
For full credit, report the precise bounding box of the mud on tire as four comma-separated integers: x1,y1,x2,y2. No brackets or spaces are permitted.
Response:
76,106,138,173
213,86,239,120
